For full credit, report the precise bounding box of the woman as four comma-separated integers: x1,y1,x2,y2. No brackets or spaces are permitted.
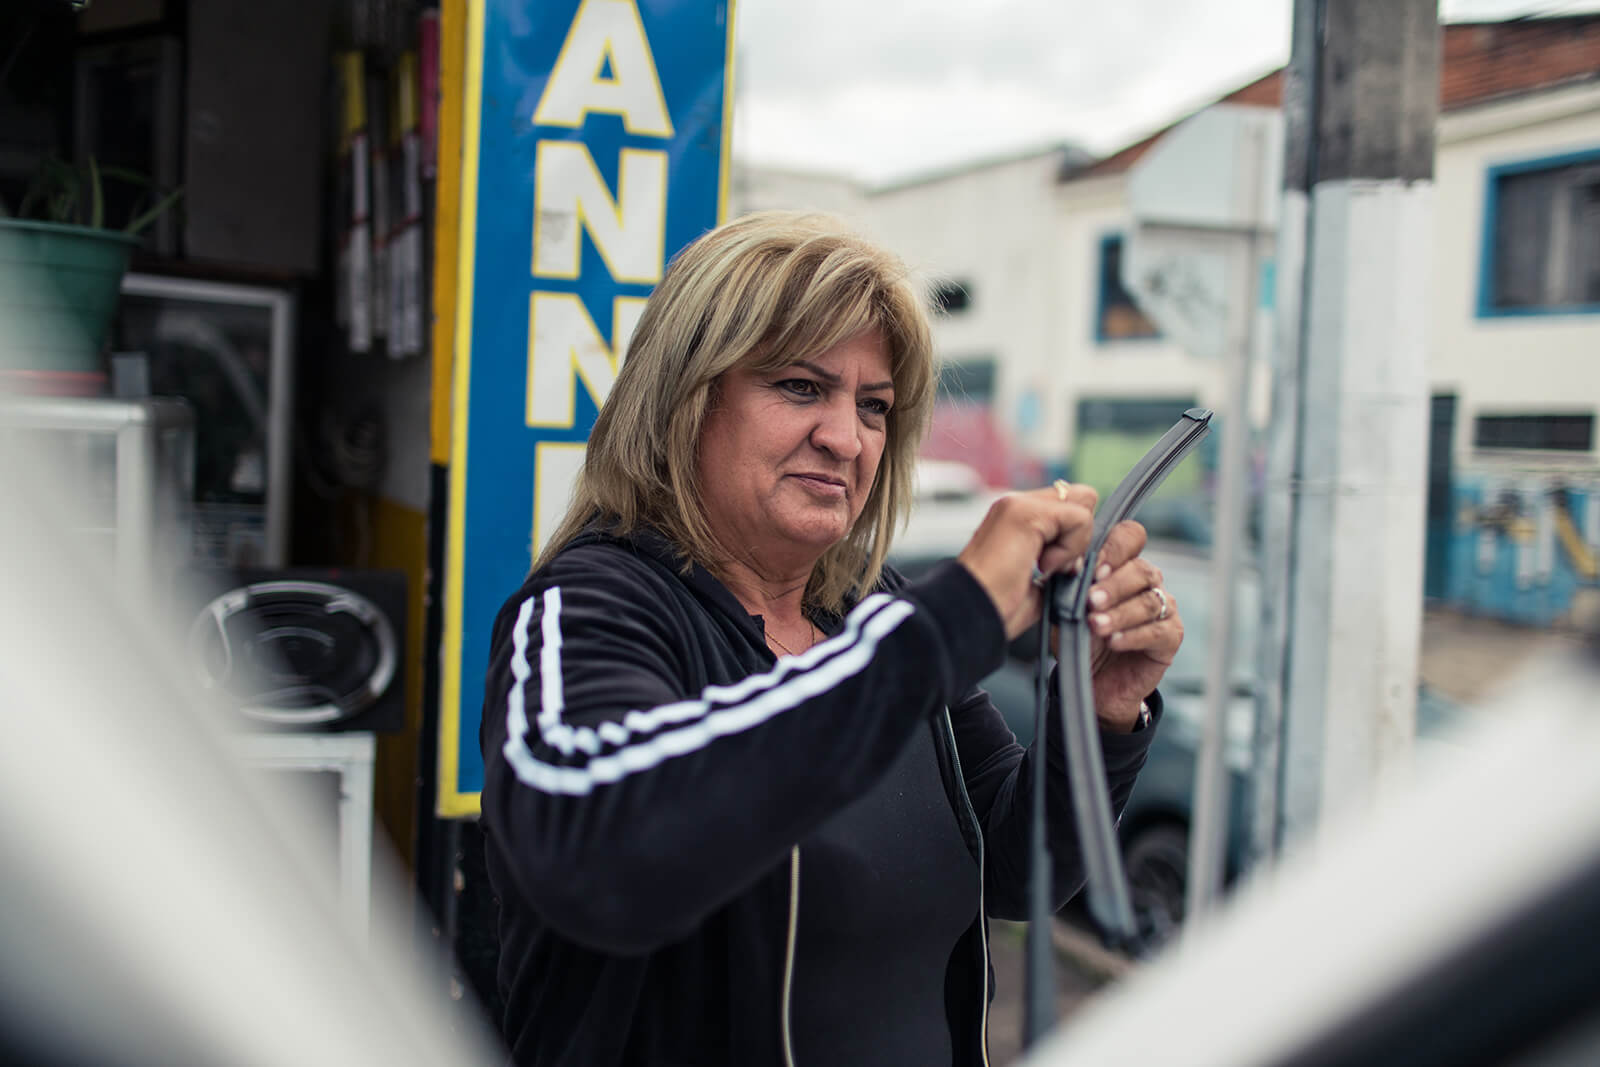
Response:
479,211,1183,1066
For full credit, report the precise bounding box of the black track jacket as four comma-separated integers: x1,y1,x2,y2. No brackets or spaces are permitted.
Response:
479,527,1158,1066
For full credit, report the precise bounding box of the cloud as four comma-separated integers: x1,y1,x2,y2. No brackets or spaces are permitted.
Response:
733,0,1291,181
737,76,1080,185
732,0,1600,183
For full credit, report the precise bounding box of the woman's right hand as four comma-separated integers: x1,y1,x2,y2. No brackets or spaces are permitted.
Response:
956,483,1098,640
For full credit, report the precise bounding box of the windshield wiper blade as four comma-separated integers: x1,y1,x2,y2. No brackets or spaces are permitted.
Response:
1024,407,1213,1046
1054,406,1213,943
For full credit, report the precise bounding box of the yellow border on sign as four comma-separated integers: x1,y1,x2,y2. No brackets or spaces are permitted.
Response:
429,3,467,467
718,0,738,224
436,0,486,819
437,0,741,818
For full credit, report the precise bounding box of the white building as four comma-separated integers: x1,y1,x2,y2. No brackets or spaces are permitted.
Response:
734,15,1600,621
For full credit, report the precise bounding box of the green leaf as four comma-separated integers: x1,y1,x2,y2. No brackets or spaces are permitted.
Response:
99,165,156,187
125,186,184,236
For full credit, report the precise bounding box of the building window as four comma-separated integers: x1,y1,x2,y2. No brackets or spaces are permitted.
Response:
931,280,972,314
1473,414,1594,452
1073,397,1206,542
1479,148,1600,315
936,359,995,405
1095,235,1159,341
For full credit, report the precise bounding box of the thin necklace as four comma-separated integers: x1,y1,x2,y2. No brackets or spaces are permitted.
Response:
766,619,817,657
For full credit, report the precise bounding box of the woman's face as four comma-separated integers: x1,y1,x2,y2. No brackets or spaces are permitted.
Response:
696,329,895,574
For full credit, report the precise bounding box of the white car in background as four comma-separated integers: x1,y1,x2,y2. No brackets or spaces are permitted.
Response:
894,458,1003,560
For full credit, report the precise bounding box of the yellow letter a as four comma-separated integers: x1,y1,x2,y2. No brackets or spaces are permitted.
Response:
533,0,674,138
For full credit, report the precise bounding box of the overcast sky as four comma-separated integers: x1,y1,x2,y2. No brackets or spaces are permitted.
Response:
732,0,1600,185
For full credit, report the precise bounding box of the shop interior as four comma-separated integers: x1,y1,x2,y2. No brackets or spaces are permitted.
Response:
0,0,486,1011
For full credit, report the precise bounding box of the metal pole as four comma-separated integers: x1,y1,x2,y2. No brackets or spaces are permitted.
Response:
1185,136,1269,923
1252,0,1322,868
1270,0,1440,847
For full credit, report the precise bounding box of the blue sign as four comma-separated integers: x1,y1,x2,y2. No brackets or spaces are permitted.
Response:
439,0,735,815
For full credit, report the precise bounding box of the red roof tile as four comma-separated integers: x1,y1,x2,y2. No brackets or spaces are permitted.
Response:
1071,16,1600,181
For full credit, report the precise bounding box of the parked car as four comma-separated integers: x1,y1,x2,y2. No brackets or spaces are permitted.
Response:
895,534,1257,947
892,476,1469,948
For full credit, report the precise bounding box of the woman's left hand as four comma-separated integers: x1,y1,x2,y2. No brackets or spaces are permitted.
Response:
1084,520,1183,732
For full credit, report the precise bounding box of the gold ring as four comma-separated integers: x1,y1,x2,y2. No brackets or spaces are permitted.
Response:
1053,479,1070,502
1152,586,1169,621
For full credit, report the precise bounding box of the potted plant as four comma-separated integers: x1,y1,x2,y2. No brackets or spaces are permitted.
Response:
0,155,183,387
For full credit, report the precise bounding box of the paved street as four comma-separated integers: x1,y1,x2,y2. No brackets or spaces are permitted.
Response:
1420,607,1590,704
984,922,1110,1065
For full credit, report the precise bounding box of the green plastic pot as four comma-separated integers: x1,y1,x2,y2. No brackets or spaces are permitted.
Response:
0,219,139,374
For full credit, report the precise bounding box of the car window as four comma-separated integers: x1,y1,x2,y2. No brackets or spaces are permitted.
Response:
1150,547,1260,688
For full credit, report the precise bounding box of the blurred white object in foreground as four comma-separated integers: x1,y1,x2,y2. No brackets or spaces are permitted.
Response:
1026,641,1600,1066
0,439,498,1065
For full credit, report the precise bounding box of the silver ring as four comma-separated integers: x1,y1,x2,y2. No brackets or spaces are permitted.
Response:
1031,566,1046,589
1152,586,1169,621
1053,479,1070,502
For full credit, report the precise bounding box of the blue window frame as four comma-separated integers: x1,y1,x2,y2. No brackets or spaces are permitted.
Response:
1477,147,1600,317
1094,234,1160,342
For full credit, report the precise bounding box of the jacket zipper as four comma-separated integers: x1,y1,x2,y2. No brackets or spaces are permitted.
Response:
781,844,800,1067
941,706,991,1067
779,726,988,1067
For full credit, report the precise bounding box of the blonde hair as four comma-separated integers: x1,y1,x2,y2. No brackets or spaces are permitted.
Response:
534,210,938,612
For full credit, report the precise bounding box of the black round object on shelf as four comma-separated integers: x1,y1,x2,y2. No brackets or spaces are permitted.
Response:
186,571,406,731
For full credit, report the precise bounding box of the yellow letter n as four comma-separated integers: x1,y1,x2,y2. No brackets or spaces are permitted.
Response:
526,292,647,429
533,141,667,285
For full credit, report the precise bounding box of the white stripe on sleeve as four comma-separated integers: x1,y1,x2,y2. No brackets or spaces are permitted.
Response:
500,589,912,796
